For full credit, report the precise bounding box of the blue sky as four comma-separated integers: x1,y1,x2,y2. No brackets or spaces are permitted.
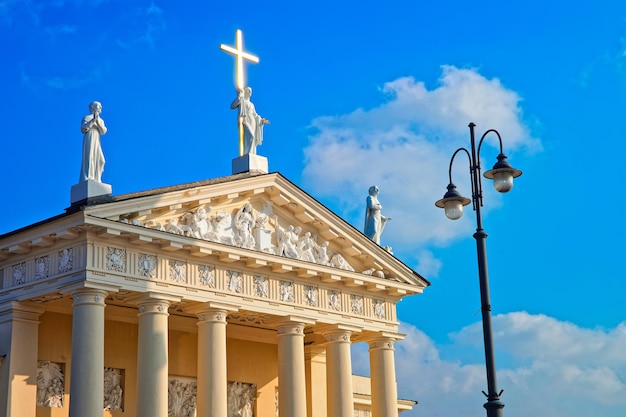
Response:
2,1,626,416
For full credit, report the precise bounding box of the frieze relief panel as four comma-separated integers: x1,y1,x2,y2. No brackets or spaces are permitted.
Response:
0,245,84,290
89,242,397,322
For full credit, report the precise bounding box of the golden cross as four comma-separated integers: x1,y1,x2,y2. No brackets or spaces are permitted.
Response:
220,29,259,90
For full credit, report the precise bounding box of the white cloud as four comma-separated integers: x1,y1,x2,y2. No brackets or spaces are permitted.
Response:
302,66,540,267
351,313,626,417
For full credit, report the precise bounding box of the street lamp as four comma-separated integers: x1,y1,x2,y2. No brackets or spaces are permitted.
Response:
435,122,522,417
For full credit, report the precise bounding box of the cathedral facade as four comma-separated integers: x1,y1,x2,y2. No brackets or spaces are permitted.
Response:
0,171,427,417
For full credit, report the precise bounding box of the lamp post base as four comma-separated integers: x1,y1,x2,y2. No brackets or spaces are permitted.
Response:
484,398,505,417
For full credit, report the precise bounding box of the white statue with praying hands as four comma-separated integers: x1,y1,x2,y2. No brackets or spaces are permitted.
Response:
364,185,391,245
230,87,270,155
80,101,107,182
70,100,112,205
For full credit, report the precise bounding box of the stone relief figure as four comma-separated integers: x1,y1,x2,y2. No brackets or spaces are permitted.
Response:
103,367,123,412
296,232,316,263
273,217,299,259
253,275,269,298
168,377,197,417
364,185,391,245
234,203,256,249
329,253,355,272
80,101,108,182
198,265,215,287
212,210,235,245
228,270,243,293
228,381,256,417
35,256,50,280
328,290,341,310
230,87,270,155
280,281,294,303
59,248,73,273
37,361,64,408
314,241,330,265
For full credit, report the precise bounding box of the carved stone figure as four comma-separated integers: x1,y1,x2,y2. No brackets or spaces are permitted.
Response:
103,367,123,411
79,101,108,182
329,254,355,272
170,260,186,282
37,361,64,408
139,254,157,278
228,270,242,293
168,377,197,417
198,265,215,287
350,295,364,315
304,285,318,307
212,210,235,245
273,217,299,259
328,290,341,311
373,299,386,319
280,281,294,303
59,248,73,273
228,381,256,417
314,241,330,265
35,256,50,280
364,185,391,245
234,204,256,249
12,262,25,285
107,247,126,272
230,87,270,155
253,276,269,298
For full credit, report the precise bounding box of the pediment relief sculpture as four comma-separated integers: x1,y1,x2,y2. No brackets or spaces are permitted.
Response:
121,202,388,278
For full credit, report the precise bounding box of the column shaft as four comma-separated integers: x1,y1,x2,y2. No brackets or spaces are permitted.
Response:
68,289,108,417
196,309,228,417
0,302,43,417
136,299,171,417
277,321,307,417
369,337,399,417
325,330,355,417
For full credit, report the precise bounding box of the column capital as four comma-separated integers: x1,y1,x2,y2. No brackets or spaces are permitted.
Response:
366,332,405,351
317,324,362,343
197,309,228,324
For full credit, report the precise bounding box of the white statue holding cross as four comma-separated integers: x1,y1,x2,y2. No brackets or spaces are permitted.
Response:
221,30,270,156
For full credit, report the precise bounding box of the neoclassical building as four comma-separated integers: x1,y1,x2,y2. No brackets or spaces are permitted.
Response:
0,170,428,417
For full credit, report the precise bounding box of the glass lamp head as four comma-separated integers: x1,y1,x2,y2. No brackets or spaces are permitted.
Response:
484,153,522,193
435,183,471,221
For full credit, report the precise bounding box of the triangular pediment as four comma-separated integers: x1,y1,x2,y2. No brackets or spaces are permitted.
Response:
81,173,427,289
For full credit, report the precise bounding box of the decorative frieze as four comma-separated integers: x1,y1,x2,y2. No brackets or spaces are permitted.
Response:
328,290,341,311
373,299,385,319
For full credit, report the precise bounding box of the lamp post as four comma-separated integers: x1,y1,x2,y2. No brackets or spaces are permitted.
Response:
435,122,522,417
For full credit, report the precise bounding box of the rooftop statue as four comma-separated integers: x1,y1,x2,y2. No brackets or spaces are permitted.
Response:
230,87,270,155
364,185,391,245
79,101,107,182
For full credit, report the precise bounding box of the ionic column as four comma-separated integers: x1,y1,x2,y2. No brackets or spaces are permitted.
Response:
0,301,43,417
136,295,176,417
196,309,228,417
277,319,312,417
368,335,400,417
324,328,356,417
68,288,108,417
